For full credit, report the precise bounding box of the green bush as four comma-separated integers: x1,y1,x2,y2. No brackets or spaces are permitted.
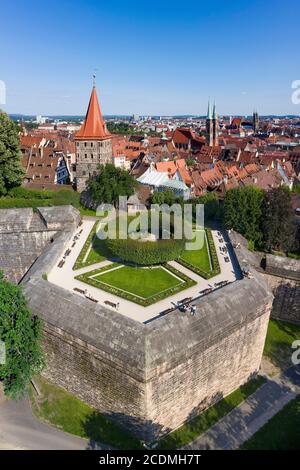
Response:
105,238,185,265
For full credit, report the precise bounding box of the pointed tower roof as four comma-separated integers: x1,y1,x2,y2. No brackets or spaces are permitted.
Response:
207,100,212,120
75,86,111,140
212,101,217,120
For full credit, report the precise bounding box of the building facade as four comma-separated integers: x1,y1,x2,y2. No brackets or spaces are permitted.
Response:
75,86,112,192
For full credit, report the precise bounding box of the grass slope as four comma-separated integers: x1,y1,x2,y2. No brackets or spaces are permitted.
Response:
241,395,300,450
264,319,300,369
30,376,142,449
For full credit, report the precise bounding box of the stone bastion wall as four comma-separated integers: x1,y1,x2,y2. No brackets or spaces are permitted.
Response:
17,211,273,442
230,232,300,325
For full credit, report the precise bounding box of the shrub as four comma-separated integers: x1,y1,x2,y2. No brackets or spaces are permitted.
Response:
105,238,185,265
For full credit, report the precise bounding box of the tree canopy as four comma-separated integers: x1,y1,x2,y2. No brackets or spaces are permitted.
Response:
88,164,137,206
0,273,45,399
224,186,264,245
0,111,24,196
261,187,297,253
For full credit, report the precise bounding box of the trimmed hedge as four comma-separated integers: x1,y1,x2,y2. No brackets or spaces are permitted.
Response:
75,263,196,306
105,238,185,266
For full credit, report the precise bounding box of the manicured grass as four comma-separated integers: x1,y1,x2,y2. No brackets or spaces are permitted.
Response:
241,395,300,450
73,215,140,270
263,319,300,369
158,376,266,449
76,263,196,306
180,231,211,272
96,265,181,297
73,222,111,270
30,376,142,449
178,229,220,279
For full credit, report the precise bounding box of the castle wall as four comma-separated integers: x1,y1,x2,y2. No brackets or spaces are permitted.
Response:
263,273,300,324
20,222,273,443
146,304,270,439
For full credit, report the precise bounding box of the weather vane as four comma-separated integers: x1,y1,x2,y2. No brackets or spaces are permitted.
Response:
92,68,98,87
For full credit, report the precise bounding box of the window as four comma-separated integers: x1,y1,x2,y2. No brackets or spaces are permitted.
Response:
91,142,93,147
91,154,93,159
85,154,87,158
84,142,87,147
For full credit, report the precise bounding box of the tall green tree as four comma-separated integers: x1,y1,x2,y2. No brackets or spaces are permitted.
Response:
0,273,45,399
88,164,137,206
261,187,297,253
0,111,24,196
224,186,264,245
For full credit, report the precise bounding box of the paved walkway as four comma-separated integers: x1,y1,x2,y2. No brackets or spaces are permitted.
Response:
0,390,113,450
183,365,300,450
48,220,239,323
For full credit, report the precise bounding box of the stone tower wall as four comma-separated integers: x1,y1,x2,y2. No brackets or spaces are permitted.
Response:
75,138,112,192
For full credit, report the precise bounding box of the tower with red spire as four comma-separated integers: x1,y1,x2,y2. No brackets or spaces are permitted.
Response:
75,85,112,192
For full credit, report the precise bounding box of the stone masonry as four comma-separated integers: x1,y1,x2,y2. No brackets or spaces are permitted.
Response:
12,210,273,442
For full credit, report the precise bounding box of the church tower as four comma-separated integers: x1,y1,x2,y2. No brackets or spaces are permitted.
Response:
75,84,112,192
253,109,259,134
206,100,219,147
212,101,219,147
206,101,214,146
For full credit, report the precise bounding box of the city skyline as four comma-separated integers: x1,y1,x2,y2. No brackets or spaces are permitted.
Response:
1,0,300,116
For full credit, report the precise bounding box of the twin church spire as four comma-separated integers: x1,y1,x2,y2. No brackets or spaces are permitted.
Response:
206,100,219,147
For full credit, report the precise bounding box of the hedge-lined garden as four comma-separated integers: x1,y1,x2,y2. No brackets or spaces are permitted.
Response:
75,263,196,306
73,222,112,270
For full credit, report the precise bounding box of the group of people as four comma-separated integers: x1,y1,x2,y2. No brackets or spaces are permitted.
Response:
182,303,197,316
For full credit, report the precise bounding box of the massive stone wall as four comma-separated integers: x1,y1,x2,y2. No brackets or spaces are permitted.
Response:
20,219,273,442
229,233,300,325
0,206,80,283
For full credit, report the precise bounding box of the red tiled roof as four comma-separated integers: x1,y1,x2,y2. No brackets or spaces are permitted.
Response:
75,87,111,141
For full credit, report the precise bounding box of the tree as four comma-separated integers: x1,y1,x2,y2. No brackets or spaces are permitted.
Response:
194,192,220,221
0,273,45,399
88,164,137,206
0,111,24,196
224,186,264,245
151,189,176,206
151,191,165,205
261,187,297,253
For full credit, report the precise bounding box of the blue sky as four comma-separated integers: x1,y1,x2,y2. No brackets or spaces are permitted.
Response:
1,0,299,116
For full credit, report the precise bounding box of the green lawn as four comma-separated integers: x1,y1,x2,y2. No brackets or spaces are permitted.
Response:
241,395,300,450
73,215,141,270
158,376,266,449
264,319,300,369
76,263,196,306
96,265,181,298
180,231,211,272
178,229,220,279
30,376,142,449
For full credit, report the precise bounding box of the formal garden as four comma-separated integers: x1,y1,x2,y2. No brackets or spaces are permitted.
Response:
71,212,221,305
75,263,196,306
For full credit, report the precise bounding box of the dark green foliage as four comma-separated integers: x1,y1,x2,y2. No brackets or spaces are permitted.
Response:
261,187,297,253
151,189,176,206
223,186,264,245
105,238,185,265
0,111,24,195
191,192,220,221
88,164,137,206
0,273,45,399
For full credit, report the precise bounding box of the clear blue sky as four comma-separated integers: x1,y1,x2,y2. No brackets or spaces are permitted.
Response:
1,0,299,116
